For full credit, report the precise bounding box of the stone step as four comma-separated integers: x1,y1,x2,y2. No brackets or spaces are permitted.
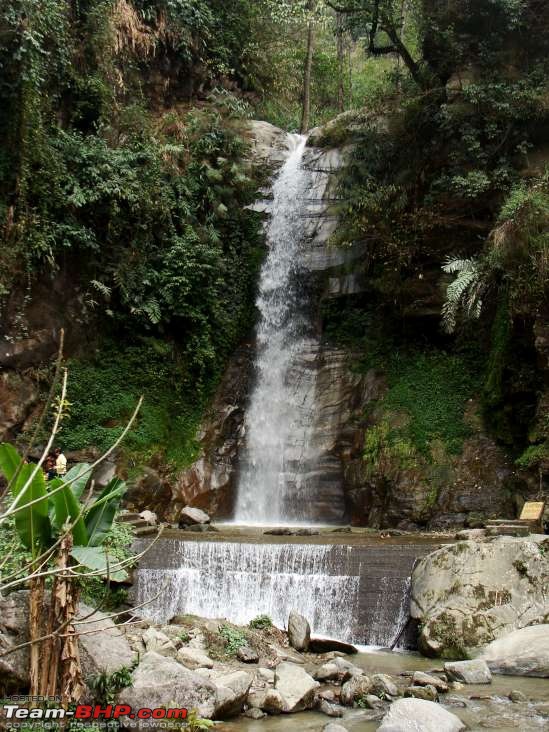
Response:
486,525,530,537
133,525,158,537
118,512,142,523
485,519,529,526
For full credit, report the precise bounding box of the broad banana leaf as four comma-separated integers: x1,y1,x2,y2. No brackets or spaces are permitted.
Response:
11,463,51,551
63,462,91,499
0,443,23,482
84,478,126,547
70,545,128,582
48,478,89,546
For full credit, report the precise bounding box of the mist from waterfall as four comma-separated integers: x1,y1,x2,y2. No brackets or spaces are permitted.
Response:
233,135,320,525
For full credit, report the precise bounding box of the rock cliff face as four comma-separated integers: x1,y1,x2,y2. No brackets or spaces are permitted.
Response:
411,536,549,658
169,121,542,526
172,123,372,523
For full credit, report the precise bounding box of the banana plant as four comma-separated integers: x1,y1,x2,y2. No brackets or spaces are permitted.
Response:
0,444,129,581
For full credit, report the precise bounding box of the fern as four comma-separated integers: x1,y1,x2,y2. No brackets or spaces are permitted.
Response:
441,256,484,333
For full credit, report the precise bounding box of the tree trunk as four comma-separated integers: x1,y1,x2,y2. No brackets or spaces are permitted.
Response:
28,572,45,696
336,13,345,112
300,0,316,134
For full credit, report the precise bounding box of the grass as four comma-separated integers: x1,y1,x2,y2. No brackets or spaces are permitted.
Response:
53,338,212,472
323,301,481,457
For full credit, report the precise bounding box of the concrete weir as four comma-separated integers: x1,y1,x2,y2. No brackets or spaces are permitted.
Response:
132,532,441,647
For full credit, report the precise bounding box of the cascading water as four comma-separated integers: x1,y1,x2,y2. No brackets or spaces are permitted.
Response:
233,135,320,525
135,539,360,642
131,135,432,648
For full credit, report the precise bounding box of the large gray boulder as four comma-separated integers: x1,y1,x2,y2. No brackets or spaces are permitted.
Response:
287,611,310,652
479,624,549,677
378,698,465,732
213,670,253,718
0,592,135,692
274,661,319,712
444,660,491,684
118,652,217,727
411,536,549,657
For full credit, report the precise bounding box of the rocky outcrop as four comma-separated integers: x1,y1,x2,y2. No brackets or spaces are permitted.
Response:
411,536,549,658
118,652,218,727
0,592,135,692
479,625,549,677
170,343,253,520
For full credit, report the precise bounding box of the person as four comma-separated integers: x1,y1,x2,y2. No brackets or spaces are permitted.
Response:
54,447,67,477
45,455,57,481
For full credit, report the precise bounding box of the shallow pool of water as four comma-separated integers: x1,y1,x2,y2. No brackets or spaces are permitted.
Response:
219,650,549,732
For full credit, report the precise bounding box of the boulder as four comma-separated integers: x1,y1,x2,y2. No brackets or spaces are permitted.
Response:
0,593,135,692
288,611,310,652
142,627,175,656
411,536,549,657
479,624,549,677
237,645,259,663
178,506,211,526
309,637,358,654
77,603,136,678
257,667,275,683
314,657,362,682
371,673,399,698
319,699,345,717
177,647,214,670
274,661,319,712
139,510,157,525
363,694,386,710
247,687,285,714
378,698,466,732
412,670,449,692
444,660,492,684
404,684,438,701
213,670,253,718
118,652,217,727
243,707,266,719
340,675,372,705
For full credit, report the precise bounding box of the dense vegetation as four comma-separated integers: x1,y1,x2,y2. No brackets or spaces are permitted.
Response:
1,0,548,488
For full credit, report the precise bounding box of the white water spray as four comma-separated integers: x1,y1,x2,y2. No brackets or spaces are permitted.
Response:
135,540,360,641
234,135,321,525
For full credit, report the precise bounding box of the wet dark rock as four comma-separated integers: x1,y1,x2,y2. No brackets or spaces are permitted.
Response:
309,637,358,655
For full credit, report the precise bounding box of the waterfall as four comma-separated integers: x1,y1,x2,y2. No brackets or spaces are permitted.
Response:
134,539,360,642
234,135,321,525
133,537,433,646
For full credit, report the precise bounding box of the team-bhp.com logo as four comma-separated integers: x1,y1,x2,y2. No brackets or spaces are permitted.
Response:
3,704,188,724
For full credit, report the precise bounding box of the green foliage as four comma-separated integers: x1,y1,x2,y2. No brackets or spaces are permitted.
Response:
79,520,135,609
89,665,134,705
248,614,273,629
57,340,211,469
515,443,549,470
219,624,247,655
0,448,130,575
185,711,215,732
